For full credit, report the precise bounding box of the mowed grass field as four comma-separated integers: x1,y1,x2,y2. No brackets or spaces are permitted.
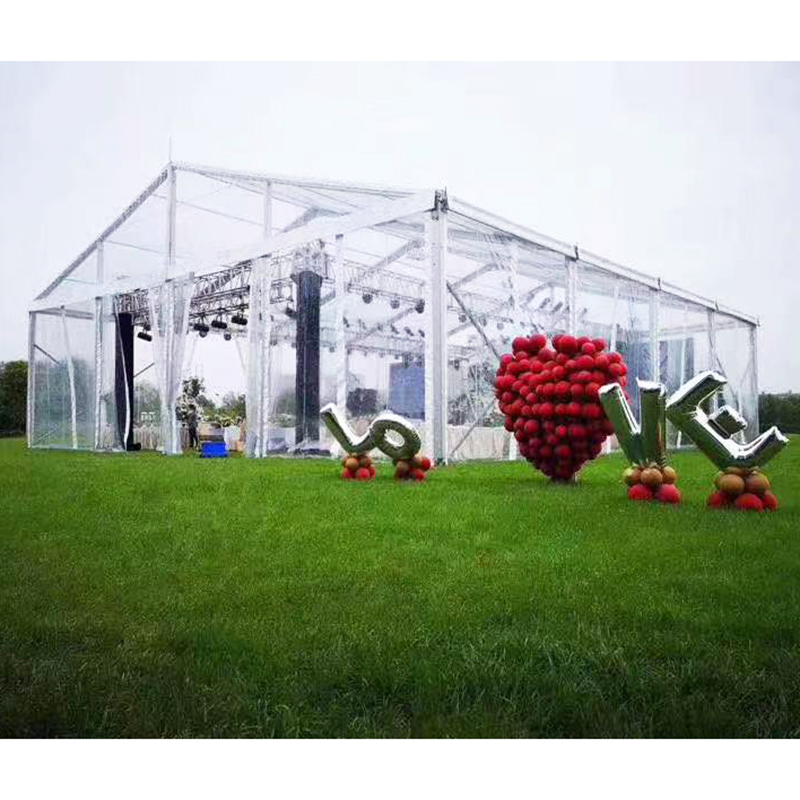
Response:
1,437,799,738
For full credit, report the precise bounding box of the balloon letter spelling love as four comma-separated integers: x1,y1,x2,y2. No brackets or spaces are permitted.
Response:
599,380,667,468
320,403,422,462
667,371,787,512
599,380,681,503
666,371,787,470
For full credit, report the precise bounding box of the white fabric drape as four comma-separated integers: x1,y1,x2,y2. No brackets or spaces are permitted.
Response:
246,257,273,457
148,275,193,455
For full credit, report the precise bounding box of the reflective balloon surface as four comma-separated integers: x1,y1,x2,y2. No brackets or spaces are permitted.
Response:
321,403,422,461
666,371,788,470
598,380,667,468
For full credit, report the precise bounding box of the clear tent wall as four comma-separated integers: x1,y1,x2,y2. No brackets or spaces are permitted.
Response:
28,163,759,462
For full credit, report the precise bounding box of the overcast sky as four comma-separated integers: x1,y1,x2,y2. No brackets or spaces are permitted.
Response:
1,62,798,394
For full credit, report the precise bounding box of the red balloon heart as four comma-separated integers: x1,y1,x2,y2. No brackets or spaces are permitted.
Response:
495,334,629,481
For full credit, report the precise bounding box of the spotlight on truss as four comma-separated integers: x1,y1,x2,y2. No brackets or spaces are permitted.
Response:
362,293,373,304
415,299,425,314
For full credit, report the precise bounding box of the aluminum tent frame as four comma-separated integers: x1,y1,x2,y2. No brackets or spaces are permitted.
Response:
29,162,760,463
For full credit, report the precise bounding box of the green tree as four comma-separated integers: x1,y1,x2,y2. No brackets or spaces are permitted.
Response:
176,376,215,422
0,360,27,435
760,392,800,433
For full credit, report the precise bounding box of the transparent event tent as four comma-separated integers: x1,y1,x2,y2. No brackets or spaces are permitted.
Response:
28,162,760,463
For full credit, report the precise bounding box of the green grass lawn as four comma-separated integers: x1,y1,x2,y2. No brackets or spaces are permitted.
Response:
1,437,799,738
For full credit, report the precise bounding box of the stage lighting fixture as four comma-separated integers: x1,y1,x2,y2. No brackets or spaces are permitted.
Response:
343,317,350,328
231,313,248,326
390,298,400,310
137,330,152,342
539,297,551,309
390,325,399,335
211,318,228,330
362,293,373,304
415,299,425,314
193,320,210,335
551,301,563,314
223,331,232,341
418,329,425,338
404,326,414,336
453,360,461,371
459,314,467,323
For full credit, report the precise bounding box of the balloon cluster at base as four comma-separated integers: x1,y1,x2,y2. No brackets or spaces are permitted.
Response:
708,467,778,511
341,453,377,481
624,465,681,504
666,371,788,513
495,333,626,481
393,455,432,482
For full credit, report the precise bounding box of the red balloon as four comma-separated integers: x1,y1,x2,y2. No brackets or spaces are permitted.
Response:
656,484,681,504
529,334,547,352
512,337,530,353
735,493,764,512
557,335,578,354
762,491,779,511
628,484,653,501
707,490,730,508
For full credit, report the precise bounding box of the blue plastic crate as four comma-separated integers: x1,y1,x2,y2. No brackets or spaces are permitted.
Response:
200,441,228,458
